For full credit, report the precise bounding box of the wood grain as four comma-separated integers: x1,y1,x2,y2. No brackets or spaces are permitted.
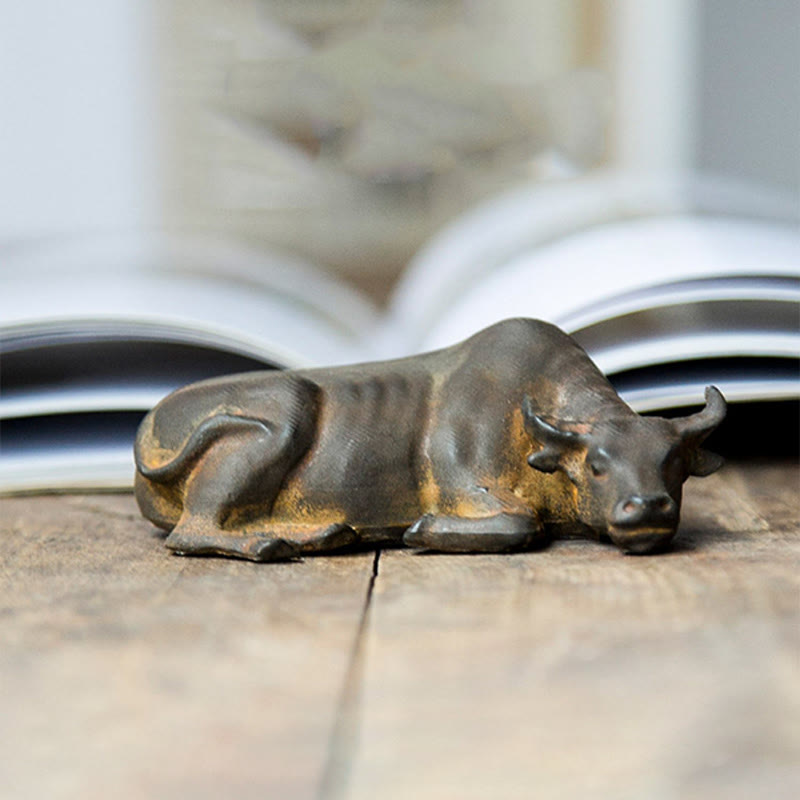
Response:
344,461,800,800
1,462,797,799
0,494,374,800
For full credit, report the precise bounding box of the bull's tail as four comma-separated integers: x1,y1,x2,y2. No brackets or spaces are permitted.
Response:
134,414,275,483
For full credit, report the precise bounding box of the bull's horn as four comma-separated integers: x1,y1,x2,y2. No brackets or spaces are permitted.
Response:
673,386,727,443
522,397,590,447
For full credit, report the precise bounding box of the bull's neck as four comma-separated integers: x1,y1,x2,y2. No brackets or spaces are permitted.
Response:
512,467,580,526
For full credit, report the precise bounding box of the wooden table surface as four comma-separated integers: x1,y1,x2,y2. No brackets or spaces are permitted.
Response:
2,460,798,800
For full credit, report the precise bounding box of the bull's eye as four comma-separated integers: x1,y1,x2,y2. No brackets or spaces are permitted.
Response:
587,448,611,480
589,462,606,479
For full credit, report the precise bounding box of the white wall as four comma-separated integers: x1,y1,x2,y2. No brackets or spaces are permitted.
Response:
698,0,800,201
609,0,698,174
0,1,159,243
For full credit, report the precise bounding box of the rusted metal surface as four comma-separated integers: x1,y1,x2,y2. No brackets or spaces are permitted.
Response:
134,318,726,560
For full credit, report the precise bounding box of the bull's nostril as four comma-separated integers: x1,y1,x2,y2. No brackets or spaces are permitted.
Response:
659,497,673,512
623,501,636,514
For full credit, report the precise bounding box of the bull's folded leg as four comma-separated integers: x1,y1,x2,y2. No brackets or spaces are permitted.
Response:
159,423,319,561
165,522,298,561
403,512,546,553
165,520,358,562
257,521,358,554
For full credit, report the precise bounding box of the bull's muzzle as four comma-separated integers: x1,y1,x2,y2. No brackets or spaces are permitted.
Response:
609,493,678,554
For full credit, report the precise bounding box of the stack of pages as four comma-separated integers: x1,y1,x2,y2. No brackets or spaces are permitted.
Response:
2,176,798,493
1,235,379,493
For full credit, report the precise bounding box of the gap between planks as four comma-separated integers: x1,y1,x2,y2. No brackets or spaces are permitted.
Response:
318,548,382,800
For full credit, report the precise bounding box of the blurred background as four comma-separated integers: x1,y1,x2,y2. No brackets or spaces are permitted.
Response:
2,0,797,299
1,1,799,491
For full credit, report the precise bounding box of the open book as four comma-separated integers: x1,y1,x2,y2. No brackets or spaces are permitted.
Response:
2,174,798,493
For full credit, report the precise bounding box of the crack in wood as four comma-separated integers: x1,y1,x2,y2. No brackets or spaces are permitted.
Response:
318,549,381,800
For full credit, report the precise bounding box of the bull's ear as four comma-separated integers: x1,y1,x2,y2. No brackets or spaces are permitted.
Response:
688,448,725,477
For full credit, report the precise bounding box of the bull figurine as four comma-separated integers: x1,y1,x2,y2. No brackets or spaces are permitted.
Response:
134,318,726,560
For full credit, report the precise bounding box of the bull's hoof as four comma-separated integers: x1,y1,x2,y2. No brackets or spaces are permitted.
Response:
403,512,545,553
295,523,358,553
164,528,299,562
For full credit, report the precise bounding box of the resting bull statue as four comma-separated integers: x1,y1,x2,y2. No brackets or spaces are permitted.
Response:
134,318,726,560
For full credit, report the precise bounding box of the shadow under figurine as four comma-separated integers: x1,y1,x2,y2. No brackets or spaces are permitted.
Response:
134,318,726,561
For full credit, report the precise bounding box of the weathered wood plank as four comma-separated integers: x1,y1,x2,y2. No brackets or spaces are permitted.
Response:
345,461,800,799
2,463,797,799
0,494,374,800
